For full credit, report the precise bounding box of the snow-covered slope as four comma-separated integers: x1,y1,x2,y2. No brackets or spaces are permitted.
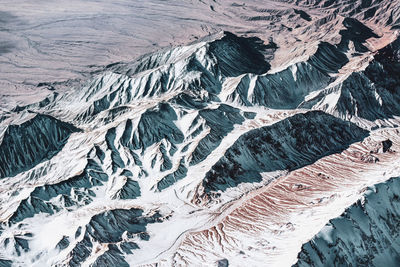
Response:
1,1,400,266
294,176,400,267
0,114,80,179
201,111,368,197
301,36,400,122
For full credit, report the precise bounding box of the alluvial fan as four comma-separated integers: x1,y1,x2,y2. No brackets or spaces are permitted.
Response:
1,0,400,266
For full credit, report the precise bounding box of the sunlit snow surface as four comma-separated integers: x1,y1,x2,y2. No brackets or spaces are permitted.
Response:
1,0,400,266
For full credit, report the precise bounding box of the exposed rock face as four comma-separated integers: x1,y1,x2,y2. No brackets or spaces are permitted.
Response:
8,147,108,225
301,37,400,120
0,114,79,179
0,1,400,266
294,177,400,267
381,139,393,152
120,103,184,151
203,111,368,194
67,208,165,267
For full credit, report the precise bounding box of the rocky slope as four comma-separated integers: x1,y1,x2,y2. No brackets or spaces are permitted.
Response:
0,114,79,179
294,176,400,267
0,1,400,266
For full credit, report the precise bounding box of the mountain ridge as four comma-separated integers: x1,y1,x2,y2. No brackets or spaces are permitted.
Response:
0,1,400,266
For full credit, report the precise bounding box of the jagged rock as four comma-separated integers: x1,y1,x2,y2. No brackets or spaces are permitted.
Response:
308,42,348,74
301,36,400,120
381,139,393,152
361,153,379,163
202,111,368,194
190,104,245,165
113,178,141,200
217,258,229,267
8,148,107,224
56,236,70,250
0,114,80,178
294,177,400,267
67,208,164,266
224,61,330,109
0,259,12,267
120,103,184,151
338,18,379,52
157,158,187,191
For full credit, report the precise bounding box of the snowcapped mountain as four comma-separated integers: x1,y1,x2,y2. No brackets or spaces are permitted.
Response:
1,0,400,266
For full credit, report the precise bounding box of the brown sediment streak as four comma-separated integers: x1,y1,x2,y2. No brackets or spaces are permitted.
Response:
171,128,400,264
